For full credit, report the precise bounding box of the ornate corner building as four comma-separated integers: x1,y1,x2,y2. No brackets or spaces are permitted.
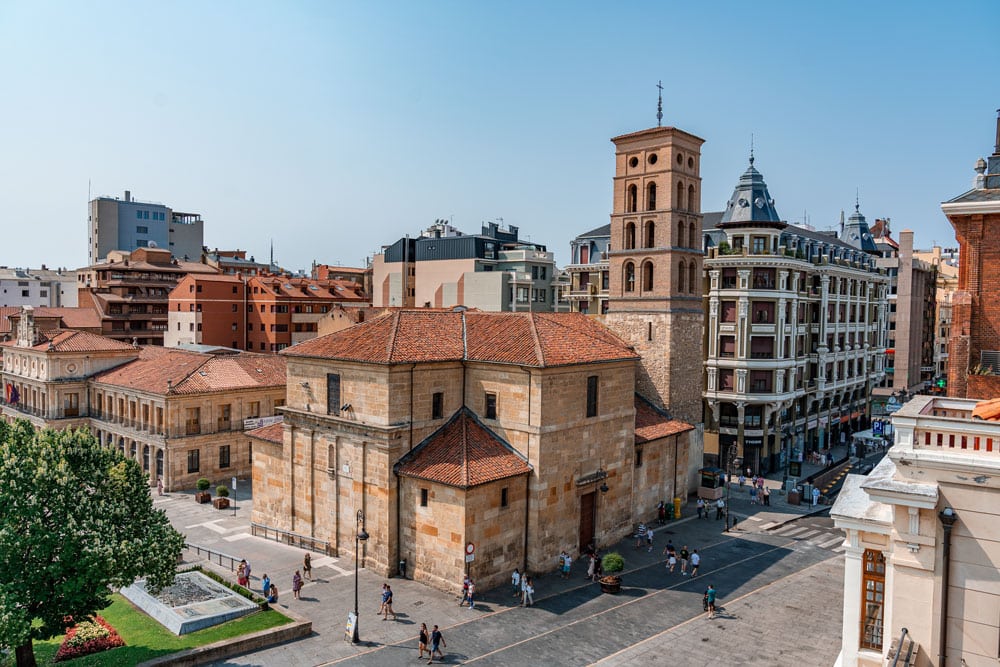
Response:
701,158,889,473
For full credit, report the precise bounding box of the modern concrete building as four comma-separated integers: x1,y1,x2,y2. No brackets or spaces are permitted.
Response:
942,111,1000,400
913,246,960,386
88,190,204,264
372,221,563,312
701,158,890,473
0,266,78,307
832,394,1000,667
564,224,610,315
250,309,694,592
865,223,938,414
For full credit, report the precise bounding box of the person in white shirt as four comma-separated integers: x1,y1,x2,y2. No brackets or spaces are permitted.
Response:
690,549,701,576
511,568,521,597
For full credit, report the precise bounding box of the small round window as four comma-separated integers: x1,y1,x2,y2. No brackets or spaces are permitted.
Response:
629,157,638,168
676,153,683,165
648,153,658,165
688,157,694,168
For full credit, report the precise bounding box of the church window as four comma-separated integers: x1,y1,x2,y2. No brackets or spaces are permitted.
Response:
420,488,428,507
688,184,696,212
678,261,686,293
677,221,685,247
689,222,697,250
501,487,509,508
676,181,685,210
642,261,654,291
432,392,443,419
647,182,657,211
625,262,636,292
625,222,636,250
586,375,599,418
327,374,341,416
648,153,657,164
628,184,638,213
689,262,697,294
644,221,655,248
484,393,497,419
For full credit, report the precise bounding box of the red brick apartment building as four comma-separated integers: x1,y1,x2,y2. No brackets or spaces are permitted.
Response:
942,112,1000,398
166,274,368,352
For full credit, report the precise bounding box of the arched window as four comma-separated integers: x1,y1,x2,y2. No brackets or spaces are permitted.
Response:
676,181,685,210
642,261,654,291
688,184,696,213
628,185,638,213
689,222,697,250
678,260,686,292
644,221,655,248
677,221,686,248
647,182,657,211
689,262,698,294
625,222,636,250
624,262,635,292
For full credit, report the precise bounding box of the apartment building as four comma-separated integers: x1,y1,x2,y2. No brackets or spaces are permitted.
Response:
164,274,247,349
564,224,610,315
372,221,563,312
88,190,204,264
913,246,960,385
702,158,889,473
78,247,219,346
0,266,78,307
942,111,1000,399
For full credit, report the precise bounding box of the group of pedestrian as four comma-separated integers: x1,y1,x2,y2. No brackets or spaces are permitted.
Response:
458,576,476,609
510,568,535,606
557,551,573,578
661,541,700,576
379,582,397,619
236,551,317,605
418,623,447,664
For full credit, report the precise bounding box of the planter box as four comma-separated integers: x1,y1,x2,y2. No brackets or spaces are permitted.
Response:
195,492,212,504
599,576,622,594
213,498,230,510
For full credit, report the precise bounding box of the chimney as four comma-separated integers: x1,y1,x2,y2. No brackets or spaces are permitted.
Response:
125,190,131,202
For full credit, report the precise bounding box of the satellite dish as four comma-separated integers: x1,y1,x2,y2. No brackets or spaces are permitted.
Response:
148,240,158,248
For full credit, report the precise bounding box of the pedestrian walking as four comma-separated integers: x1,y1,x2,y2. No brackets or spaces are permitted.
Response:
812,486,821,506
303,552,312,581
466,580,476,610
690,549,701,576
587,554,596,581
666,550,677,573
520,573,530,606
382,584,396,620
634,523,646,549
156,477,163,496
706,584,717,618
418,623,429,660
379,582,389,614
237,559,248,587
749,485,757,505
679,545,690,575
562,553,572,579
243,559,252,583
738,474,746,489
657,500,666,525
763,485,771,506
662,540,674,558
428,625,446,664
524,576,535,606
645,525,654,552
292,570,303,600
511,568,521,597
261,574,271,599
696,497,704,519
715,497,725,520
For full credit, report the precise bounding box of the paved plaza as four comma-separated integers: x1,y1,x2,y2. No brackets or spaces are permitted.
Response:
157,452,850,667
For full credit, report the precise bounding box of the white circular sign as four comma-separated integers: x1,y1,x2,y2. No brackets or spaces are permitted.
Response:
465,542,475,555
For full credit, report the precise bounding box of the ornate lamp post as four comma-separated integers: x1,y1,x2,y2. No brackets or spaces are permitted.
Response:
352,510,369,644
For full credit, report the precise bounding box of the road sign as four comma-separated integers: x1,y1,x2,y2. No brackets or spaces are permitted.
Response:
465,553,475,563
345,612,356,642
466,542,475,555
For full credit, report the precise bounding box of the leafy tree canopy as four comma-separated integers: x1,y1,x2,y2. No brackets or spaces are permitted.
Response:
0,420,184,666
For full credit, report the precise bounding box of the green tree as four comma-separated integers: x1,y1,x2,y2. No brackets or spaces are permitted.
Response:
0,421,184,667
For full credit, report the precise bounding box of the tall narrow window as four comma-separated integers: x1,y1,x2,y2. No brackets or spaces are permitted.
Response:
676,181,685,210
485,393,497,419
432,392,443,419
187,449,200,473
642,261,654,291
677,221,686,248
688,184,696,212
678,261,687,293
185,407,200,435
628,184,638,213
327,373,341,416
586,375,599,418
500,487,509,508
689,222,697,250
689,262,697,294
625,222,636,250
625,262,636,292
420,488,428,507
219,445,231,469
644,221,655,248
860,549,886,650
646,182,656,211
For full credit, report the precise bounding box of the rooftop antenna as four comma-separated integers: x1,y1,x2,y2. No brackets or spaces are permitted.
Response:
269,239,274,266
656,80,663,127
855,187,860,212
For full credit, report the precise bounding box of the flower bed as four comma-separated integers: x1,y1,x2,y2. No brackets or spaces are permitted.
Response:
54,615,125,662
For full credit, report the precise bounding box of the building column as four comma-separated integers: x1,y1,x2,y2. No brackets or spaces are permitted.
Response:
840,530,863,667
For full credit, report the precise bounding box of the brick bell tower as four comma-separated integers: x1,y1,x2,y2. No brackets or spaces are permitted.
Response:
603,95,705,424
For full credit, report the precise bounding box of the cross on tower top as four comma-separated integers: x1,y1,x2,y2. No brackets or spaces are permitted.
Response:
656,81,663,127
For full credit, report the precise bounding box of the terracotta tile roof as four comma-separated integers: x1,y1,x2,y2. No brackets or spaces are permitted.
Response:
395,408,531,488
0,307,18,335
634,395,694,443
4,329,140,353
92,347,286,395
250,276,366,301
29,307,101,330
247,422,284,444
286,310,638,368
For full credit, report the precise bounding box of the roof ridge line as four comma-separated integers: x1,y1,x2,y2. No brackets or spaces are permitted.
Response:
528,312,544,366
386,311,402,361
461,311,469,360
462,411,470,488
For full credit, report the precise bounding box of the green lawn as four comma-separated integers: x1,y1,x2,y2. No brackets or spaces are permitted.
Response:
13,594,291,666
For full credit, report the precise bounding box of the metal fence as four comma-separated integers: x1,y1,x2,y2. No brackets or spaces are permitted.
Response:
250,522,332,555
186,542,241,572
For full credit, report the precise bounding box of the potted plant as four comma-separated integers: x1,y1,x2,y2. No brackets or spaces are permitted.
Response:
195,478,212,504
213,485,230,510
598,552,625,594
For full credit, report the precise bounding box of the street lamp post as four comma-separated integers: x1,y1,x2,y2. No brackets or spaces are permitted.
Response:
725,449,742,532
352,510,369,644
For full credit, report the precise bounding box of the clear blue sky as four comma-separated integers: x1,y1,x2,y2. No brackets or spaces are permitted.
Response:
0,1,995,271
